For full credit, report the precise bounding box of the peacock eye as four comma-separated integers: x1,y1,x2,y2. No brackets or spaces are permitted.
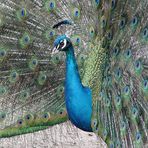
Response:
58,39,67,49
60,41,64,46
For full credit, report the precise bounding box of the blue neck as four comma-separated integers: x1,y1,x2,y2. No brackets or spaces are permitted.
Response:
65,46,83,90
64,45,92,132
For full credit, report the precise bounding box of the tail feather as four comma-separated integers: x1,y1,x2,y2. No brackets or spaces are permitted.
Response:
0,0,94,138
0,7,68,137
88,0,148,147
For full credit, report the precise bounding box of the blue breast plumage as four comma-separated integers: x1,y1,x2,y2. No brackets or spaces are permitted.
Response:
65,45,92,132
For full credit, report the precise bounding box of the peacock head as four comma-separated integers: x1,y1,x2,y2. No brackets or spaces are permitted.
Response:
54,35,72,52
53,20,73,52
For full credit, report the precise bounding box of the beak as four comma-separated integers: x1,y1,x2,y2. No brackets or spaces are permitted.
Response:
53,46,57,52
51,45,60,53
51,46,56,54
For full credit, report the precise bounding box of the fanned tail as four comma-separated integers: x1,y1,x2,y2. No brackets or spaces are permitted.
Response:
0,0,69,137
0,0,98,138
0,0,147,147
90,0,148,147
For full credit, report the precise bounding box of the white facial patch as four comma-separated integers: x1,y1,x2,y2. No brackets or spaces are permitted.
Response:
61,39,67,49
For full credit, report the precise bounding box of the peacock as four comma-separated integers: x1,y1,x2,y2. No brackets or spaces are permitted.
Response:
0,0,148,147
